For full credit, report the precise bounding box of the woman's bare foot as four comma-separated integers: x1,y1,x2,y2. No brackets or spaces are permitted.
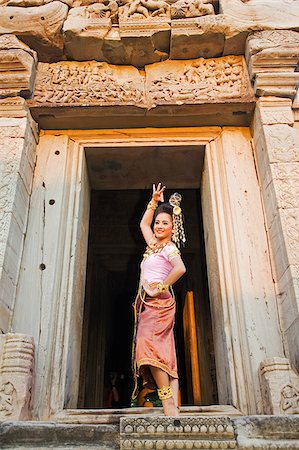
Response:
162,397,179,417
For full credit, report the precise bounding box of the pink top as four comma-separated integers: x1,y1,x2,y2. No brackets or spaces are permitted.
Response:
141,242,180,285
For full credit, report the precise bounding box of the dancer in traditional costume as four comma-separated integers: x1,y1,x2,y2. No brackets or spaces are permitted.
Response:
132,183,186,417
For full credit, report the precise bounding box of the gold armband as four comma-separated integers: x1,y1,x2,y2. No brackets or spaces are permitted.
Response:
147,200,158,210
156,282,169,293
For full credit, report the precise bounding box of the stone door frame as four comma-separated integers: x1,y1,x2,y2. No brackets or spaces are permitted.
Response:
13,126,281,420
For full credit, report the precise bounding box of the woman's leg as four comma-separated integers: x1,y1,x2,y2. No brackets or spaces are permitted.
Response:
170,378,179,410
150,366,179,416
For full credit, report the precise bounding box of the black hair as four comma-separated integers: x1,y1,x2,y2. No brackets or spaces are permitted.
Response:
154,203,173,220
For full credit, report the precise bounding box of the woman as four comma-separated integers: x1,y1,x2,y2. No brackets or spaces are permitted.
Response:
132,183,186,417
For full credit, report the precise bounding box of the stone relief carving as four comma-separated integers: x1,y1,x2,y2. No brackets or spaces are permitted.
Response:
281,384,299,414
264,125,299,163
260,358,299,415
170,0,214,19
30,56,253,109
0,381,16,416
118,0,170,20
32,62,145,106
146,56,252,105
0,333,34,420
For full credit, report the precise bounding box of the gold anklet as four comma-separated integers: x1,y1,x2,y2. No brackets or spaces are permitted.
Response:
157,385,173,400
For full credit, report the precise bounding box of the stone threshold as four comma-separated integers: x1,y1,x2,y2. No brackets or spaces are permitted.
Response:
1,414,299,449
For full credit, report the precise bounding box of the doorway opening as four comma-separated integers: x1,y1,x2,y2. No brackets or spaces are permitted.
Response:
78,145,218,408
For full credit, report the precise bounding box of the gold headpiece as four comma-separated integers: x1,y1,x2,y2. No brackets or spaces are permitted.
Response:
169,192,186,248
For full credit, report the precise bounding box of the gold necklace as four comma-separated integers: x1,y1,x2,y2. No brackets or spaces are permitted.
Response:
143,240,171,260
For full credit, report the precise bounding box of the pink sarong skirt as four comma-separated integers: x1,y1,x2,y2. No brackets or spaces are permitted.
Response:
132,290,178,392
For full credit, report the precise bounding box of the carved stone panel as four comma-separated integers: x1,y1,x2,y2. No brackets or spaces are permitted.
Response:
0,333,34,420
0,35,37,99
259,358,299,415
145,55,254,107
31,61,146,107
120,416,237,449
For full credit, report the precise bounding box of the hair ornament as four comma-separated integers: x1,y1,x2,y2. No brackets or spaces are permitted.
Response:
169,192,186,248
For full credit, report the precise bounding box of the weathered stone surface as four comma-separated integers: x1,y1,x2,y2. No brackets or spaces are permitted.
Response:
235,415,299,449
0,333,34,420
0,2,69,61
0,35,37,99
259,357,299,415
220,0,299,29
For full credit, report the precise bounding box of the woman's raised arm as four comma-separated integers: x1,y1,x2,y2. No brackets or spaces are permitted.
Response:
140,183,165,245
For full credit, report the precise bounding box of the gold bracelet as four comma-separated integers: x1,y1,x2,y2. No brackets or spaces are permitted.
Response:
156,282,169,293
147,200,158,210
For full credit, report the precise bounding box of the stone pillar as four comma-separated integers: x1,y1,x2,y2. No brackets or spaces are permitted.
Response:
0,333,34,421
0,35,38,333
252,96,299,380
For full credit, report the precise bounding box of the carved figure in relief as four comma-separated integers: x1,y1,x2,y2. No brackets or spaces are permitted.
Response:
170,0,214,19
119,0,169,19
280,384,299,413
149,57,244,103
132,184,186,416
0,382,15,416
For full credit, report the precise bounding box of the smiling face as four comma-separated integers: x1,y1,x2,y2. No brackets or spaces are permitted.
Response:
153,212,173,242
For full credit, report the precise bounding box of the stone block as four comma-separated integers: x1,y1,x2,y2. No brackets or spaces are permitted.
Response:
285,316,299,372
254,72,299,99
170,17,225,59
0,333,34,420
254,97,294,126
0,2,69,61
259,357,299,415
276,264,299,333
268,208,299,282
0,35,37,99
171,0,214,19
234,415,299,449
63,5,117,62
0,269,15,333
263,124,299,163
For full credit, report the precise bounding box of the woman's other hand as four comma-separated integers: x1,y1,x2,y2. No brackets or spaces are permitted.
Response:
152,183,165,203
143,281,159,297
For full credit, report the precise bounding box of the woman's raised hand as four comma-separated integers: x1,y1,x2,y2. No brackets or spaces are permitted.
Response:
152,183,165,203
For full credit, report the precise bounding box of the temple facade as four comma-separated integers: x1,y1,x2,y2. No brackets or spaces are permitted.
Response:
0,0,299,448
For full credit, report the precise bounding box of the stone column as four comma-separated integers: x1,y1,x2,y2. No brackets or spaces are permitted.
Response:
0,36,37,421
0,36,38,333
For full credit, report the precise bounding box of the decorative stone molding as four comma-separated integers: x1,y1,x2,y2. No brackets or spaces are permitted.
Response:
246,30,299,99
0,333,34,420
120,416,237,449
0,1,69,61
0,35,37,99
259,358,299,415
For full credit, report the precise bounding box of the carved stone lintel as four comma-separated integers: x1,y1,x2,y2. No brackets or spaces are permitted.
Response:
0,35,37,99
0,333,34,420
259,358,299,415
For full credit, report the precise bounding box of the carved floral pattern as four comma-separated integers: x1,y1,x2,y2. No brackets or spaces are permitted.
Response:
0,381,16,416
